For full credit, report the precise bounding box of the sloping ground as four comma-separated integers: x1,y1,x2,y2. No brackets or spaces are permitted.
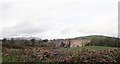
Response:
70,39,90,47
74,35,111,39
75,35,120,47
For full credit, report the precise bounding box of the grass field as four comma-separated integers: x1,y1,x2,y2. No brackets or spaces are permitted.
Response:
82,46,117,50
59,46,117,51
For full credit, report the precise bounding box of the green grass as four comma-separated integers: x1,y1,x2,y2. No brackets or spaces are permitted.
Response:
59,46,117,51
82,46,116,50
2,56,19,62
59,47,80,51
0,57,2,63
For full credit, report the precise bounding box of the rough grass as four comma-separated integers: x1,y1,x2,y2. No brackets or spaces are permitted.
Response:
3,56,19,62
59,46,117,51
82,46,116,50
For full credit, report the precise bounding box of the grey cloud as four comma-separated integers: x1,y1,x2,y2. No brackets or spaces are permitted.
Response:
2,19,55,37
0,0,118,39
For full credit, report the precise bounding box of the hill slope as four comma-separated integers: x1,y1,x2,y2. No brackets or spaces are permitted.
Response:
74,35,120,47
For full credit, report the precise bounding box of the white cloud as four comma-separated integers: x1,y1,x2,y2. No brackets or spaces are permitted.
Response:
0,0,119,39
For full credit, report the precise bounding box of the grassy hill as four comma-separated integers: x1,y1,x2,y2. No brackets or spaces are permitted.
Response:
75,35,114,39
74,35,120,48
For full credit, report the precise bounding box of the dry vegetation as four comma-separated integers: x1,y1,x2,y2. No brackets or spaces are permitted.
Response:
2,45,120,62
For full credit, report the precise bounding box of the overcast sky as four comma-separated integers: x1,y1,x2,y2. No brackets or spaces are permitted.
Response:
0,0,119,39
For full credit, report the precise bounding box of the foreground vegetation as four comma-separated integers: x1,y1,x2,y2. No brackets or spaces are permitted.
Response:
2,45,120,62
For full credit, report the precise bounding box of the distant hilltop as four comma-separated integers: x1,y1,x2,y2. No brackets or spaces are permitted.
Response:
1,35,120,48
2,36,41,40
2,35,118,40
